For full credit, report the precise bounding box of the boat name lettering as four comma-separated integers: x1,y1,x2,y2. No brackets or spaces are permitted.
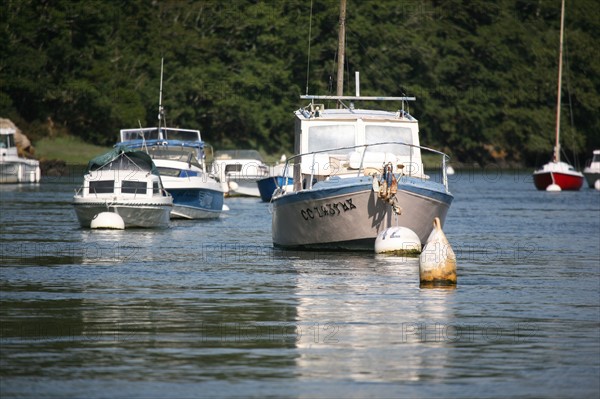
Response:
300,199,357,220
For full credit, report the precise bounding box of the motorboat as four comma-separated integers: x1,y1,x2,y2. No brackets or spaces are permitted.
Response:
532,0,584,191
211,149,268,197
583,149,600,188
0,126,40,184
270,100,453,250
118,58,225,218
120,127,225,219
270,0,452,250
73,147,172,228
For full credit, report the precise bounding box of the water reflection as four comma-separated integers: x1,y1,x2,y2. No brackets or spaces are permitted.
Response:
78,229,160,265
287,251,456,383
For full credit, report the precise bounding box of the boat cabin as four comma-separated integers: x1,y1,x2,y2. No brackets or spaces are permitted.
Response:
1,126,41,184
212,149,269,177
119,127,210,175
292,100,424,191
81,151,164,199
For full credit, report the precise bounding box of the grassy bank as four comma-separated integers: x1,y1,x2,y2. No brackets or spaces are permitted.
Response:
35,136,111,165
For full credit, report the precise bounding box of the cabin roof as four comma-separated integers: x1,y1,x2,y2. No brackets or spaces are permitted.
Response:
295,107,417,122
86,146,159,175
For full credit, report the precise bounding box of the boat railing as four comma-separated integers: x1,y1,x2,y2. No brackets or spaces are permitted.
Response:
279,141,450,192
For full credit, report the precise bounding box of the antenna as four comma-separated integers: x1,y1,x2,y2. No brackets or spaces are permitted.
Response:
158,58,165,133
305,0,314,95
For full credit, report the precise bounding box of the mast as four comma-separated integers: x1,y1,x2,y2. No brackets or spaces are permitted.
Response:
336,0,346,106
554,0,565,163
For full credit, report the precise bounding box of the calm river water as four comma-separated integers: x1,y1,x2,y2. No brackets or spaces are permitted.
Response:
1,169,599,398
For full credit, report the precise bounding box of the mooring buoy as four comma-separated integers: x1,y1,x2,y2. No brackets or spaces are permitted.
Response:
546,183,562,192
90,212,125,230
419,217,456,287
228,181,239,192
374,226,421,255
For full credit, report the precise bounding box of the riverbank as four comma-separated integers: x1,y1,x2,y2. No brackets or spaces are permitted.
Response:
35,136,111,165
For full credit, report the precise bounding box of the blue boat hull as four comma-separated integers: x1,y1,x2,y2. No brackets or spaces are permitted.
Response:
168,187,224,219
257,176,293,202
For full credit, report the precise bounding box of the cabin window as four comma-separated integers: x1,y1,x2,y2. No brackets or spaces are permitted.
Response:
153,182,160,194
0,133,15,148
89,180,114,194
122,180,147,194
365,125,413,156
225,164,242,173
157,167,181,177
307,125,355,153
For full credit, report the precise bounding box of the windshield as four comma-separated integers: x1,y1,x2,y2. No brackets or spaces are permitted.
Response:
365,125,413,156
100,154,151,172
307,125,356,154
165,130,200,141
147,146,202,168
121,129,160,141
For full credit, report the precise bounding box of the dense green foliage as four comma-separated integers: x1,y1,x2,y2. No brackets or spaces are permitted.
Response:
2,0,598,165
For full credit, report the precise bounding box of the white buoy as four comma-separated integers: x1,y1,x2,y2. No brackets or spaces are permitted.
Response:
546,183,562,192
594,180,600,191
374,226,421,255
419,217,457,287
222,204,230,211
228,181,239,192
90,212,125,230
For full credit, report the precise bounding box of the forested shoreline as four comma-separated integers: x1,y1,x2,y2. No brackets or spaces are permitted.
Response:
2,0,599,166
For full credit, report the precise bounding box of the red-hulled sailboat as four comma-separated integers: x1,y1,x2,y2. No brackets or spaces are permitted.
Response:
532,0,584,191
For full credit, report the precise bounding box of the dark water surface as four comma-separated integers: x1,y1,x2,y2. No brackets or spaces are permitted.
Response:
1,170,599,398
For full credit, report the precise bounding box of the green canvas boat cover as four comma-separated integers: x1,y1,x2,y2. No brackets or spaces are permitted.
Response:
86,145,159,175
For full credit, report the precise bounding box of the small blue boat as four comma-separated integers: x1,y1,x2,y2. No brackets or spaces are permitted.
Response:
257,175,294,202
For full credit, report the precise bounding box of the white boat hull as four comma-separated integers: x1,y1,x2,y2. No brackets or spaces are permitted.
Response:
583,171,600,188
0,159,40,184
226,176,262,197
583,151,600,188
211,151,269,197
272,176,452,250
73,198,172,228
